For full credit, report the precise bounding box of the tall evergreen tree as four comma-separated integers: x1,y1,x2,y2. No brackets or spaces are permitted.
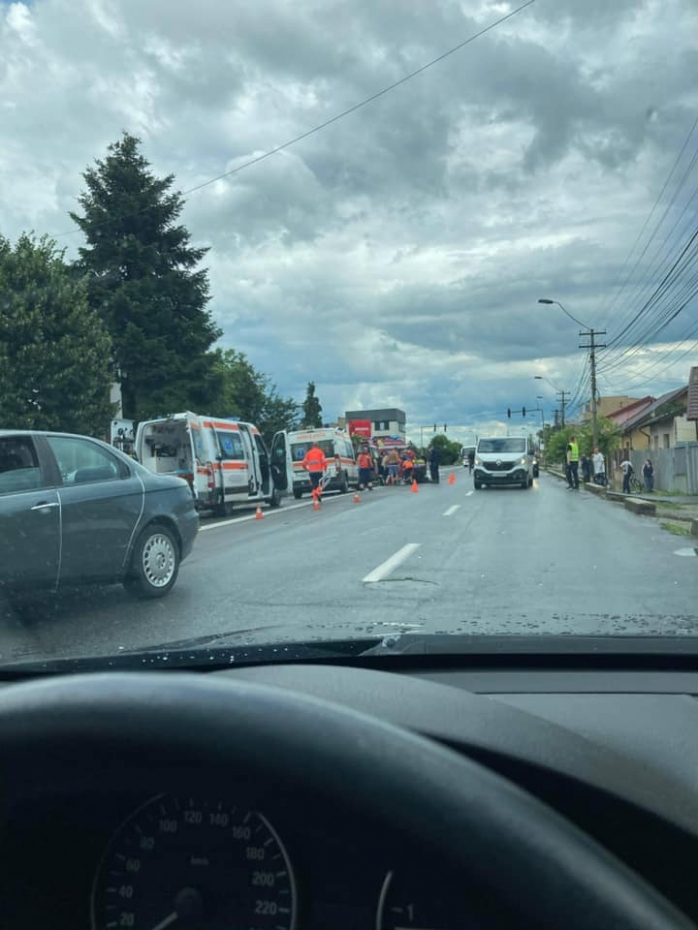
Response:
70,132,221,420
0,233,114,435
301,381,323,428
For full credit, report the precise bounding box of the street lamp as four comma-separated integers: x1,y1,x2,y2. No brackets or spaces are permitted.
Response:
534,376,567,426
538,298,606,451
536,396,546,429
537,297,591,329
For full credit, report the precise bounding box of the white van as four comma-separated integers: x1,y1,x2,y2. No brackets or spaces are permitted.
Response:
270,428,358,498
135,412,282,515
473,435,535,490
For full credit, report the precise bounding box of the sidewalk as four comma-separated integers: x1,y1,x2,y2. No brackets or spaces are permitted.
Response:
544,466,698,531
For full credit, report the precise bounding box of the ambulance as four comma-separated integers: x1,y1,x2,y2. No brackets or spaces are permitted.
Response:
269,428,358,499
135,412,282,516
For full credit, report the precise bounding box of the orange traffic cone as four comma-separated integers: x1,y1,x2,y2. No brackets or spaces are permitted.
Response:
353,490,361,503
255,505,263,520
448,472,456,486
411,479,419,493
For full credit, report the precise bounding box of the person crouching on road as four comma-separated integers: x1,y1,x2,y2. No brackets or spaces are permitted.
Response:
357,446,374,491
302,441,327,501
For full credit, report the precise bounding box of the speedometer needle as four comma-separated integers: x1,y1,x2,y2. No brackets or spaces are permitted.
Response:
148,912,179,930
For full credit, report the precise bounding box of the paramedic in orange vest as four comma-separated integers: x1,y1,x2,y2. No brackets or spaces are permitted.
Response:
357,445,374,491
302,441,327,498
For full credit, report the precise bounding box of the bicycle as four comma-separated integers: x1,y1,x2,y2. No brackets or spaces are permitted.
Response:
628,474,644,494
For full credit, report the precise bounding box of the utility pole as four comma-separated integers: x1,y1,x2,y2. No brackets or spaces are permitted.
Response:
578,328,606,450
556,390,570,428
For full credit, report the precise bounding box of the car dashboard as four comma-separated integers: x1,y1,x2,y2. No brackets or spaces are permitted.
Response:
2,655,698,928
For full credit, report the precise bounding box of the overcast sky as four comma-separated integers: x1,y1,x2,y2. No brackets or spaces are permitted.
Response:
1,0,697,441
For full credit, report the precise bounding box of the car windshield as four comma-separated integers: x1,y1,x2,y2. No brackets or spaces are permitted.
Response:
1,0,697,669
478,439,527,454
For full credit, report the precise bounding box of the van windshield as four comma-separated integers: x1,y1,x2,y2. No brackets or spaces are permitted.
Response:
478,439,527,454
291,440,335,461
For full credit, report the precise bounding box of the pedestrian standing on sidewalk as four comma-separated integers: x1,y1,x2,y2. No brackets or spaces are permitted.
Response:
581,454,591,483
643,459,654,493
566,435,580,490
593,447,606,486
620,457,633,494
357,445,374,491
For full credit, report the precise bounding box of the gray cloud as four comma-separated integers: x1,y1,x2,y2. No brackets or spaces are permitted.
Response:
1,0,697,435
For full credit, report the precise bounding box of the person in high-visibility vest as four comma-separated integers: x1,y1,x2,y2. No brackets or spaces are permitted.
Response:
302,441,327,499
566,435,580,490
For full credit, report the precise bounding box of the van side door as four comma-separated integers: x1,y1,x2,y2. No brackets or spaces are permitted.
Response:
237,424,261,497
212,423,250,504
270,431,292,494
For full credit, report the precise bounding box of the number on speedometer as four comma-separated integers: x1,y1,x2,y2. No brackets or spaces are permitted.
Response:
91,795,296,930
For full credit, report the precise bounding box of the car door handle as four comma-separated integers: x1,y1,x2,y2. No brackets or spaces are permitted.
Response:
31,501,60,512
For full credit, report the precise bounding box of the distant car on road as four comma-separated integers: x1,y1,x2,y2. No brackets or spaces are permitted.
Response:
0,430,199,599
473,435,536,490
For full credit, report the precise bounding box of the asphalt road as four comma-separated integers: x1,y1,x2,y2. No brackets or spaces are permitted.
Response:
1,468,696,666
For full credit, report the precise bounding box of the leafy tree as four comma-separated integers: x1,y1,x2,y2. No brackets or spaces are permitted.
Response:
301,381,323,428
545,418,620,465
429,433,461,465
0,233,114,435
211,349,299,443
70,132,221,420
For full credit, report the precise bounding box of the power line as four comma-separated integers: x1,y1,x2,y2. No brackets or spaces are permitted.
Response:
599,225,698,372
598,113,698,345
52,0,537,240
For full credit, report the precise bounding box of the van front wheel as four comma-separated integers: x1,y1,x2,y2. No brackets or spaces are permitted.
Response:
340,472,349,494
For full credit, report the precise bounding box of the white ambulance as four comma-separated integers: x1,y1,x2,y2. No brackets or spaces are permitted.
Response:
269,428,358,499
135,412,282,516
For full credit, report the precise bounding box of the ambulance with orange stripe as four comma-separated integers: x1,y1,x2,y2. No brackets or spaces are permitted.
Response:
269,427,358,499
135,412,282,516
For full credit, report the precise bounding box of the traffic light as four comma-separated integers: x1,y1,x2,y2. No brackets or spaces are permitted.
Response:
522,407,526,417
507,408,511,419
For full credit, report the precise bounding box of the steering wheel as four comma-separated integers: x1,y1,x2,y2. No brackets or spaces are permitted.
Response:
0,672,693,929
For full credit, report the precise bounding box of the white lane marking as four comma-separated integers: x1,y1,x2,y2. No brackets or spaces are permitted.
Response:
465,490,473,497
362,543,421,583
443,504,460,516
200,493,345,531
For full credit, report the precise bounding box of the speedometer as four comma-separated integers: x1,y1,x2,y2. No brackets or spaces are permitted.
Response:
91,795,296,930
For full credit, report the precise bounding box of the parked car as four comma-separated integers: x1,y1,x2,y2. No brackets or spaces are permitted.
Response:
0,430,199,599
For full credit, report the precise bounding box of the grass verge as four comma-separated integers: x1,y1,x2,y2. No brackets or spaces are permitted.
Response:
660,521,692,537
